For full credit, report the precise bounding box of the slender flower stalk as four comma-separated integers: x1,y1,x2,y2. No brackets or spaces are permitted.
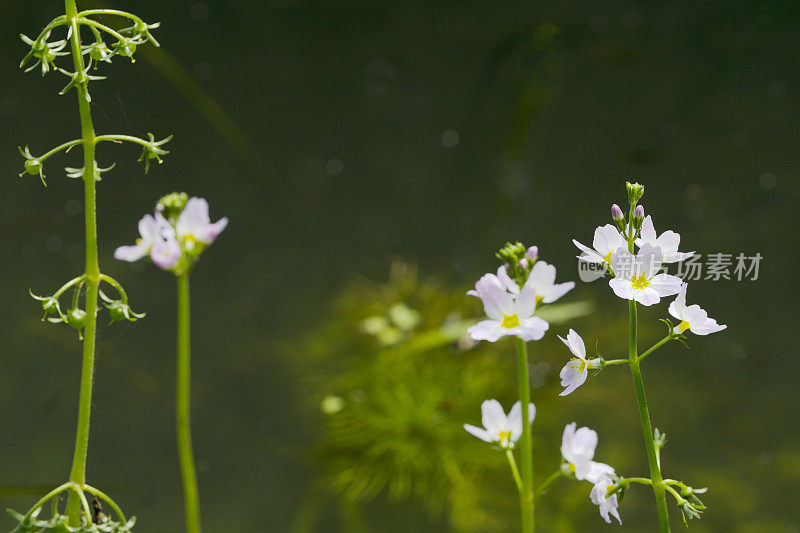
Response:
115,193,227,532
515,337,534,533
177,273,201,533
63,0,100,523
628,299,671,532
625,204,671,532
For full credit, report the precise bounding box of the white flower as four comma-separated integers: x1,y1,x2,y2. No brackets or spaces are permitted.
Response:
464,399,535,449
668,283,727,335
608,243,682,306
590,476,622,524
175,197,229,251
573,224,627,265
561,422,615,483
114,212,172,262
557,329,602,396
635,215,694,263
528,261,575,303
467,269,549,342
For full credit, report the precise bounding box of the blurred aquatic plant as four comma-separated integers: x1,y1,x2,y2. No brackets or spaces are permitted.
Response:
293,262,593,532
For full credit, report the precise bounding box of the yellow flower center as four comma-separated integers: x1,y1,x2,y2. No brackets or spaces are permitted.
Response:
501,314,520,329
631,273,651,289
603,251,613,263
184,234,197,251
571,357,587,373
676,320,690,333
497,430,511,445
535,295,544,307
136,238,143,245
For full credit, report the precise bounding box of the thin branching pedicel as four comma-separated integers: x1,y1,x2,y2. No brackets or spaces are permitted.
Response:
115,193,228,533
11,2,168,530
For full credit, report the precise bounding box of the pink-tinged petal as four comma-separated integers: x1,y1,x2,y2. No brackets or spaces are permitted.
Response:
656,230,680,255
497,266,519,294
609,278,634,300
151,235,181,270
594,224,626,256
666,250,695,263
463,424,493,443
515,279,537,318
561,422,577,462
516,316,549,342
573,239,605,263
481,399,506,435
508,401,535,442
638,215,656,244
530,261,557,287
649,273,683,297
633,287,661,306
467,319,508,342
571,427,598,462
199,216,228,244
583,461,615,484
668,283,688,320
559,361,587,396
470,274,513,320
565,329,586,358
541,281,575,303
637,243,663,279
176,197,210,238
692,320,727,335
114,244,147,262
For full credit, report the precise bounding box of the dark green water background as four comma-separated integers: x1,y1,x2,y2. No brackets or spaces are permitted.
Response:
1,1,798,531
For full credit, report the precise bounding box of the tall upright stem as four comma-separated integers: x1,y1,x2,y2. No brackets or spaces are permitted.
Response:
177,273,202,533
515,337,534,533
64,0,100,525
628,300,671,532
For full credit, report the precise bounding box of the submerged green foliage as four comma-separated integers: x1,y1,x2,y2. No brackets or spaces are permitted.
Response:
294,262,593,531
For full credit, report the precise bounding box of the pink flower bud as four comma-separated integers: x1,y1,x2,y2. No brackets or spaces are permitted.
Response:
526,246,538,261
611,204,624,221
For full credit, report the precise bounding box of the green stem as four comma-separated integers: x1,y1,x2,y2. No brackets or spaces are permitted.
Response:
505,450,523,493
95,133,153,147
637,335,673,363
177,273,202,533
515,337,534,533
603,358,630,367
64,0,100,525
533,469,562,502
628,300,670,532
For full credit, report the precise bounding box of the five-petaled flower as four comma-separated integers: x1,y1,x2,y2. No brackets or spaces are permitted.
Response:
573,224,627,267
590,476,622,524
464,399,535,450
668,283,727,335
557,329,602,396
115,196,227,272
560,422,615,484
635,216,694,264
467,268,549,342
608,243,682,306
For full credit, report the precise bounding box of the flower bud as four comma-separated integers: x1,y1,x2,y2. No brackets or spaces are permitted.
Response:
611,204,624,221
632,204,645,230
157,191,189,221
525,246,538,261
626,181,645,206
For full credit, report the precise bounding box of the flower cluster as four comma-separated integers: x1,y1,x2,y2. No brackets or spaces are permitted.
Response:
466,242,573,343
115,193,228,275
560,182,726,396
560,423,620,524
